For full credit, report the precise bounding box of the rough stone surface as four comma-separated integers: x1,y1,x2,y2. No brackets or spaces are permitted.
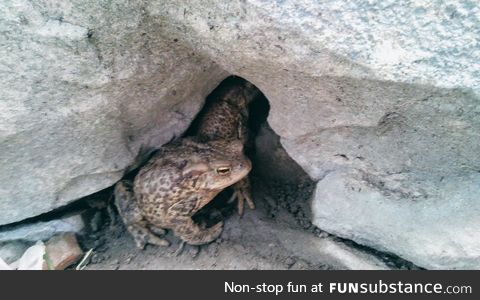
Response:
0,257,12,270
0,0,226,225
1,0,479,269
0,240,29,264
312,170,480,270
45,233,83,270
0,215,84,243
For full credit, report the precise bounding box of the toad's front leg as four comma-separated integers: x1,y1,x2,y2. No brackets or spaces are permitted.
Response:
229,177,255,216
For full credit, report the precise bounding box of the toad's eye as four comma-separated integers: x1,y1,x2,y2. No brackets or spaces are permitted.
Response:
216,167,231,175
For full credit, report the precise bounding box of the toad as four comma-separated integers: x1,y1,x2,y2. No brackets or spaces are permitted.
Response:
114,138,251,248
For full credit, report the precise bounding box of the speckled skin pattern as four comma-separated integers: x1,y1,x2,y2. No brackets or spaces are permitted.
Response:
194,78,259,215
115,138,251,248
196,79,259,142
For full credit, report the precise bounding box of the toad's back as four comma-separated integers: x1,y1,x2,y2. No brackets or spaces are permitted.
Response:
195,79,259,143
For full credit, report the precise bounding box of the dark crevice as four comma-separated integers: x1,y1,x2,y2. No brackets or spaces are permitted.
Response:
0,187,111,232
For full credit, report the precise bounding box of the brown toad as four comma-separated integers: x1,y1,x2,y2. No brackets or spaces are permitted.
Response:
114,138,251,248
193,77,260,215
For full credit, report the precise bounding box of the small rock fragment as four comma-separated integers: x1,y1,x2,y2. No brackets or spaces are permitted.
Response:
0,257,13,270
0,241,30,264
284,256,297,269
45,233,83,270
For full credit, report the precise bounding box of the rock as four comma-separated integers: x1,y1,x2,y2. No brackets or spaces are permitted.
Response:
283,256,296,269
0,241,30,264
281,79,480,269
312,170,480,269
0,0,226,225
0,257,13,270
158,0,480,92
281,81,480,269
45,233,83,270
0,215,84,243
15,241,46,270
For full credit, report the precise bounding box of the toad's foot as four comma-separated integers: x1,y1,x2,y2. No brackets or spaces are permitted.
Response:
174,241,201,258
128,224,170,249
229,177,255,216
172,218,223,246
149,225,167,236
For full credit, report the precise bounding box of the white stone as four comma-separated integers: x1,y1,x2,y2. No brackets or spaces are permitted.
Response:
16,241,46,270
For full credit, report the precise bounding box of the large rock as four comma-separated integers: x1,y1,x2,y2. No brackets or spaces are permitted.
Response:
152,0,480,268
0,1,226,224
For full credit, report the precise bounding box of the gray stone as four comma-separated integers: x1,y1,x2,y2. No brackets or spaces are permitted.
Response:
276,79,480,270
0,240,30,264
311,170,480,270
0,0,226,224
157,0,480,93
0,215,85,243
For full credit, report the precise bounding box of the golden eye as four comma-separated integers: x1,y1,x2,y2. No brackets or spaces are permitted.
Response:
216,167,231,175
